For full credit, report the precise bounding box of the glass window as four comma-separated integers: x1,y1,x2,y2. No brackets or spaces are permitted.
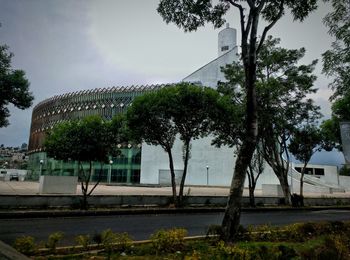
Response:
221,46,229,51
315,168,325,176
131,169,140,183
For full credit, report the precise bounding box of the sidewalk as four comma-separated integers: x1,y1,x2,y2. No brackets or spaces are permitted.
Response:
1,180,350,198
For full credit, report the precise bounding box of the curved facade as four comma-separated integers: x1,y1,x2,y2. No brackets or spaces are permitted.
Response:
27,85,164,182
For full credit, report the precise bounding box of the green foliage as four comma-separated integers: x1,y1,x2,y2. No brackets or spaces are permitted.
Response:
75,234,91,250
0,44,33,127
46,231,64,252
158,0,320,241
150,228,188,254
45,115,114,164
127,83,221,206
101,229,133,255
322,0,350,100
45,115,122,209
339,166,350,176
13,235,36,255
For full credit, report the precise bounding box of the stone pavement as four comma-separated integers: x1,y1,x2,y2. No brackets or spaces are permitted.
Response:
0,181,350,198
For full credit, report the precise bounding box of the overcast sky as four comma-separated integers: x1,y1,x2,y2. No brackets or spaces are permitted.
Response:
0,0,343,165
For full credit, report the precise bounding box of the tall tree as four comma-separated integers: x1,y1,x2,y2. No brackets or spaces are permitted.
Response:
45,116,117,209
322,0,350,101
246,144,264,207
215,37,320,205
288,125,323,205
321,0,350,154
126,88,178,205
0,44,33,127
127,83,220,206
158,0,318,241
166,83,220,205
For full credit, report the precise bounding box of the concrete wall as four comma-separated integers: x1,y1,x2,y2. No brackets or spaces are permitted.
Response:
140,136,236,186
1,194,350,209
182,48,238,88
340,176,350,191
39,175,78,194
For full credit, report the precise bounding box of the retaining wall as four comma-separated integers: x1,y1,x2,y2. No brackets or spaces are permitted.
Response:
0,195,349,209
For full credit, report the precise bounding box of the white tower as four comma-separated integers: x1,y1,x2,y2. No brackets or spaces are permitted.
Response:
218,23,237,57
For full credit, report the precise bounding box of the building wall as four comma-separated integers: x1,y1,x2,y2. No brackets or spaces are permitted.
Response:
141,136,235,186
182,48,238,88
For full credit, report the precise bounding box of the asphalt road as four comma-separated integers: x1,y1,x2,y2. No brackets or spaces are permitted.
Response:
1,209,350,246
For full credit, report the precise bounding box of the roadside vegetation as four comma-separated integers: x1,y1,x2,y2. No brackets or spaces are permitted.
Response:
13,220,350,259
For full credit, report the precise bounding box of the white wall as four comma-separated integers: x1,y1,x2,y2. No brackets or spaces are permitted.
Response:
140,136,235,186
182,48,238,88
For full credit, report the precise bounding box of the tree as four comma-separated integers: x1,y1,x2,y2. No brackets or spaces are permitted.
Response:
171,84,220,205
322,0,350,101
288,125,323,205
45,115,117,209
215,37,320,205
126,88,178,205
127,83,219,206
246,144,264,207
158,0,318,242
320,0,350,157
0,44,33,127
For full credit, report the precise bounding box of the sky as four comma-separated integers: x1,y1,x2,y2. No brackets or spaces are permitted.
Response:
0,0,345,166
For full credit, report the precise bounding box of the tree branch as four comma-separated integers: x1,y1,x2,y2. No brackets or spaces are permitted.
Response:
227,0,246,36
256,0,284,54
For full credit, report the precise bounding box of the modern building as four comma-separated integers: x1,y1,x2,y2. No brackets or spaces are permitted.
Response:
27,25,348,194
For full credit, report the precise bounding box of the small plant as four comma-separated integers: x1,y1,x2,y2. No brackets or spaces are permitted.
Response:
13,235,36,255
114,232,133,252
93,232,102,245
150,228,188,254
101,229,116,256
46,231,64,252
75,234,91,250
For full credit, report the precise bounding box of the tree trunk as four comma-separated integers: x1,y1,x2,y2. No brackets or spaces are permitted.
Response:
222,142,257,242
166,148,178,206
300,162,307,206
249,185,256,208
221,4,260,242
274,167,291,205
247,167,256,207
178,140,191,206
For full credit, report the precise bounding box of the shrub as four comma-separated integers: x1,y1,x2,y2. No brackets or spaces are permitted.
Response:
93,232,102,245
13,235,36,255
313,234,349,260
150,228,188,254
101,229,115,256
75,234,91,250
46,231,64,252
101,229,133,256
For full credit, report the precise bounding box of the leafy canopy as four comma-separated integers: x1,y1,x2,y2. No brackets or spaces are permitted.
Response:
0,44,33,127
45,115,113,163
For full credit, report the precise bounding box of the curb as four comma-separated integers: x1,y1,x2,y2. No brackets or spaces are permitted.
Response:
1,206,350,219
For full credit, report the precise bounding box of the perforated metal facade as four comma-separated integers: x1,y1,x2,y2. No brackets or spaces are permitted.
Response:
27,84,165,182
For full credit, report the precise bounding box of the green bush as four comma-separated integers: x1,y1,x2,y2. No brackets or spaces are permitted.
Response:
46,231,64,252
75,234,91,250
308,234,350,260
101,229,133,256
13,235,36,255
150,228,188,254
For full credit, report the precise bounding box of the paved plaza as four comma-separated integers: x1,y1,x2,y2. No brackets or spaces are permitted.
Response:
0,181,350,198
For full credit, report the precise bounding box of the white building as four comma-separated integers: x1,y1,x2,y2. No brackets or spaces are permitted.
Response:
140,24,348,194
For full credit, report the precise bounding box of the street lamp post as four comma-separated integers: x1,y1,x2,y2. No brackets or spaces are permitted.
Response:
206,165,209,186
39,159,44,176
108,160,113,184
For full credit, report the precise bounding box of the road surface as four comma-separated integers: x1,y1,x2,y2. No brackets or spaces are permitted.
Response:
1,209,350,246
